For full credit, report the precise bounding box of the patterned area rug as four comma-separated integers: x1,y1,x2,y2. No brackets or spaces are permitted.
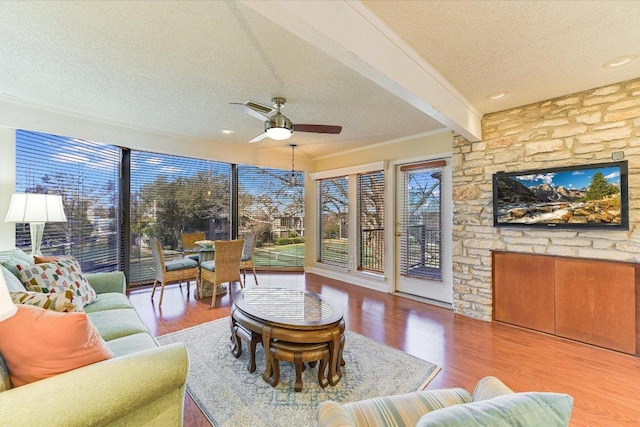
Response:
158,317,441,427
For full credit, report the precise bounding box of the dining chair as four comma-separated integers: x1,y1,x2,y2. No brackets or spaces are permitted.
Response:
180,231,206,261
150,237,199,306
240,232,259,287
199,239,244,307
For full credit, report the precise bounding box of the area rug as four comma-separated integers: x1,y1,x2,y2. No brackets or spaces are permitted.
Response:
158,317,441,427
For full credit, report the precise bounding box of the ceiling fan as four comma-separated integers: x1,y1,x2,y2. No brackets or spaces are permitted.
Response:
230,97,342,143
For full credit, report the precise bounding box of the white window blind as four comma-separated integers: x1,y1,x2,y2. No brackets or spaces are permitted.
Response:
317,176,348,268
129,151,230,284
237,165,305,268
357,170,384,273
399,162,444,281
15,130,122,272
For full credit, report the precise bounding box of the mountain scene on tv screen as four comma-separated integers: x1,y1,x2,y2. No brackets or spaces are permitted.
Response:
495,166,621,225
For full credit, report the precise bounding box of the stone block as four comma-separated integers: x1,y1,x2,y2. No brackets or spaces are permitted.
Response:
594,121,626,130
453,183,477,201
575,112,602,124
550,238,592,247
524,139,564,155
576,127,632,144
604,108,640,122
552,125,587,138
573,144,604,154
607,98,640,111
583,93,626,106
554,96,580,106
545,246,579,257
625,79,640,90
531,118,570,129
493,150,521,164
486,136,515,149
589,85,621,96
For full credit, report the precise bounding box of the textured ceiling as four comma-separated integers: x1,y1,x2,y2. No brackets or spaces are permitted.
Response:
0,1,639,159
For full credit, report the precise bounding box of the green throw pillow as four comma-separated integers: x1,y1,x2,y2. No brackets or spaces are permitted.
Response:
415,392,573,427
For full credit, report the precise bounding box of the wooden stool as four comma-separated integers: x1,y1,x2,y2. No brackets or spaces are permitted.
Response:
266,341,330,392
231,324,262,373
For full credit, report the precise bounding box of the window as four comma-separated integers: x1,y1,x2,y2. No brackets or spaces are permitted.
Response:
237,165,305,268
15,130,121,273
399,164,443,281
357,171,384,273
129,151,230,284
317,176,348,268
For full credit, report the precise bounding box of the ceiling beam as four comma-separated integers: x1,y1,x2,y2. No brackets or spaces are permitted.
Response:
242,0,482,142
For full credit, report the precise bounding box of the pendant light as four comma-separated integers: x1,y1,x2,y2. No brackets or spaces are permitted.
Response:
290,144,297,186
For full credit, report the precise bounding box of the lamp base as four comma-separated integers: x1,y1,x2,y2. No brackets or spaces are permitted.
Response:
29,222,45,256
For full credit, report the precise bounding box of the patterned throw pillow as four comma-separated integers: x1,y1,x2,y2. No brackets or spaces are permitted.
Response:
16,262,98,306
10,290,83,313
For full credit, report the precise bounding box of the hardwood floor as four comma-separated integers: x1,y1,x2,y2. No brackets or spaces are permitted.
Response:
128,272,640,427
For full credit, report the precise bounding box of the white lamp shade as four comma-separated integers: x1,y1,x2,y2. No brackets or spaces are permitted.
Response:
0,273,17,322
4,193,67,223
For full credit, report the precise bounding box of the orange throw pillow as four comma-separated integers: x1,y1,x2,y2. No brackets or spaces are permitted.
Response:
33,255,64,264
0,305,114,386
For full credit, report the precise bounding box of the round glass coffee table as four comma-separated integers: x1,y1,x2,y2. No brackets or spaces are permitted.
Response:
230,287,345,389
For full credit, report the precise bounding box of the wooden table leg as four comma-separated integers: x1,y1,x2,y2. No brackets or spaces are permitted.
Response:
262,325,273,383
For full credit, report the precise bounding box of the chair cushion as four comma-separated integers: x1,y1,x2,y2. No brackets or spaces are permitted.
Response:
241,254,252,262
187,254,200,262
165,257,198,271
415,392,574,427
200,260,216,272
0,305,114,386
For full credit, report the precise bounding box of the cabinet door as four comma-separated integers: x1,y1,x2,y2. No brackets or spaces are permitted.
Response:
555,259,637,354
493,252,555,334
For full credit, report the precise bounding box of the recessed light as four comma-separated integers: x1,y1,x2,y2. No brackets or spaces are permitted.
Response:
488,92,508,100
603,55,637,69
222,129,234,134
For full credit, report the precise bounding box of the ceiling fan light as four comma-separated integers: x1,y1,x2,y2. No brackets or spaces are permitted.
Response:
266,127,292,140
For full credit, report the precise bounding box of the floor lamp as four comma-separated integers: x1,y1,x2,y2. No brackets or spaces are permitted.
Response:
4,193,68,256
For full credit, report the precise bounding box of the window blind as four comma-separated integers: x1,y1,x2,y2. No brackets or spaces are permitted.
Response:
15,130,122,273
129,151,231,284
357,170,384,273
400,165,443,281
317,176,348,268
237,165,305,268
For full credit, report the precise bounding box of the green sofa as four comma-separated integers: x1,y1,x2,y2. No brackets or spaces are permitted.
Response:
316,376,573,427
0,249,189,426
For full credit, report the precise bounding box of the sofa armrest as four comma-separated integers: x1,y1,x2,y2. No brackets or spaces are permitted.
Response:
0,343,189,427
472,376,514,401
85,271,127,294
317,388,473,427
316,401,357,427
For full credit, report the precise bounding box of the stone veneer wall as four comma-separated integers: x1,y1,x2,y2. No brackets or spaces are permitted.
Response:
451,77,640,321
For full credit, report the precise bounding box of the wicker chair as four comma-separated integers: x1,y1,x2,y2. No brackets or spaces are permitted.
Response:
199,239,244,307
150,238,199,306
181,231,205,261
240,232,259,286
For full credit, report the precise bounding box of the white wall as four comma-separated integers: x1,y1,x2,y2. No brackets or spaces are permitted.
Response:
0,127,16,250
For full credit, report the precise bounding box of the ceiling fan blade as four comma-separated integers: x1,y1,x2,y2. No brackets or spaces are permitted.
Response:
248,132,269,143
230,101,274,121
293,124,342,134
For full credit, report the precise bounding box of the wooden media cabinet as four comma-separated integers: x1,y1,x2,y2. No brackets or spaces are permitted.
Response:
492,251,640,355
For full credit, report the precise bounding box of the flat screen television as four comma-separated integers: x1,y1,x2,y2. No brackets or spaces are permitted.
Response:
493,160,629,229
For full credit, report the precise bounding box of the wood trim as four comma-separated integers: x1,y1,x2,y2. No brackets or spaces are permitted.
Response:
400,160,446,171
